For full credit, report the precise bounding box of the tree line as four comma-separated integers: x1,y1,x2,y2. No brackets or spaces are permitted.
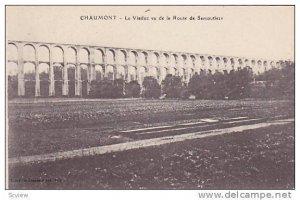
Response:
7,61,294,100
90,61,294,100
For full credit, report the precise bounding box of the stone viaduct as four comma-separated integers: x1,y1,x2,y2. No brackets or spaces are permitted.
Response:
6,40,282,97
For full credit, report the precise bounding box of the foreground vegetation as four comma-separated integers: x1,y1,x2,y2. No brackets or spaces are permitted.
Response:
9,124,294,189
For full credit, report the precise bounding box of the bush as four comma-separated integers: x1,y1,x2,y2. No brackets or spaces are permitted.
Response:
68,81,75,97
89,78,124,98
7,76,18,99
25,81,36,97
180,87,190,99
188,67,254,100
40,81,49,97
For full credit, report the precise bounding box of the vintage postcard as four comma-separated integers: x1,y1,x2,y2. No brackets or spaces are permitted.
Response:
6,5,294,192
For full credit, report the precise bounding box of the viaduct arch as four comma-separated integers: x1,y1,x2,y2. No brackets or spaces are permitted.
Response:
6,40,285,97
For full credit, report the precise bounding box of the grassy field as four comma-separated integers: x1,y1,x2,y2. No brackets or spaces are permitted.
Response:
7,98,294,189
8,124,294,189
8,99,294,157
8,99,294,131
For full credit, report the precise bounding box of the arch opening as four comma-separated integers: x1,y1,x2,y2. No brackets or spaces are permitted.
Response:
81,64,88,97
23,44,35,62
24,62,36,97
39,63,49,97
54,64,63,97
107,65,115,80
128,66,137,82
7,43,18,61
95,65,104,81
118,50,127,65
79,48,90,64
117,65,126,80
67,64,76,97
106,49,115,65
53,46,64,63
95,49,104,64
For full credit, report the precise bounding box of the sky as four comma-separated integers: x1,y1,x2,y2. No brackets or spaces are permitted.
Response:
6,6,294,61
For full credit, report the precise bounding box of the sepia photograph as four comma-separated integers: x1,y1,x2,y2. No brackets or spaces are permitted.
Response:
5,5,295,190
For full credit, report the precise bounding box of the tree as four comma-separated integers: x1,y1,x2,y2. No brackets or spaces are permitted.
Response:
188,71,214,99
161,74,184,98
142,76,161,98
260,61,295,99
226,67,253,99
113,78,125,98
212,70,227,99
125,80,141,98
279,61,294,98
234,67,253,99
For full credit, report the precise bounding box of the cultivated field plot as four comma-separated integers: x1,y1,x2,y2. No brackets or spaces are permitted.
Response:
7,98,294,189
